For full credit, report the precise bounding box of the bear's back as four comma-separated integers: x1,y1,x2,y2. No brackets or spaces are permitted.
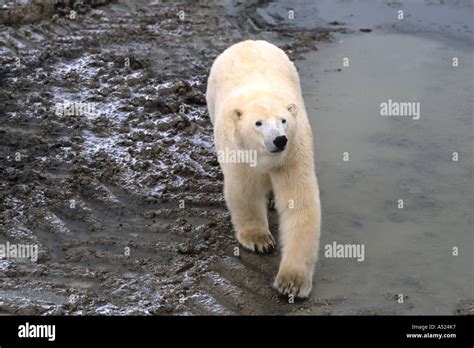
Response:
207,40,302,124
212,40,298,88
206,40,304,124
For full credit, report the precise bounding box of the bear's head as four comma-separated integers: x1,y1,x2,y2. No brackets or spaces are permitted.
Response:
230,101,298,158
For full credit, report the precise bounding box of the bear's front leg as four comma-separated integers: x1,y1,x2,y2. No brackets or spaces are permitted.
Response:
270,165,321,298
223,167,275,253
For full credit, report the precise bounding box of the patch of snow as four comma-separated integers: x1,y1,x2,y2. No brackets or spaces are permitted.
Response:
43,212,73,235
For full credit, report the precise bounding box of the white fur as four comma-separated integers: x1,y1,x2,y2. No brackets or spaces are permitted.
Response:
206,40,321,298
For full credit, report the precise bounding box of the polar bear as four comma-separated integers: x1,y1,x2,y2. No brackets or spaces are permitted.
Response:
206,40,321,298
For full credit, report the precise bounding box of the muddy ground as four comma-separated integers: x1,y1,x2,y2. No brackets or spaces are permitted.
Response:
0,0,339,315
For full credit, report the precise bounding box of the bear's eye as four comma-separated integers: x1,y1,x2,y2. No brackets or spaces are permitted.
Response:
282,118,287,124
255,121,262,127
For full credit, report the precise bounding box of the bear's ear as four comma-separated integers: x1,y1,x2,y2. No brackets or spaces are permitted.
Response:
287,103,297,117
231,108,243,123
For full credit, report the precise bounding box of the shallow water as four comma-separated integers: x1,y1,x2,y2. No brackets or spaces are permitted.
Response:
297,31,472,314
261,0,474,42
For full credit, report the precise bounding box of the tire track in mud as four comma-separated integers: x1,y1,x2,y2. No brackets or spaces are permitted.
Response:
0,0,334,315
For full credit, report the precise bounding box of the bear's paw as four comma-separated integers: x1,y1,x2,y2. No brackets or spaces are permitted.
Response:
274,265,313,298
236,227,276,254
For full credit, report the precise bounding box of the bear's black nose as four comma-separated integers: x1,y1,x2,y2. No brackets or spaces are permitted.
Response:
273,135,288,150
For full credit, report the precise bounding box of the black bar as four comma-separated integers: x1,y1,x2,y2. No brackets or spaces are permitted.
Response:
0,316,472,345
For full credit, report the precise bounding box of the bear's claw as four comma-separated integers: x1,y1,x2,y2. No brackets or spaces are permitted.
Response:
273,267,312,299
236,228,275,254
